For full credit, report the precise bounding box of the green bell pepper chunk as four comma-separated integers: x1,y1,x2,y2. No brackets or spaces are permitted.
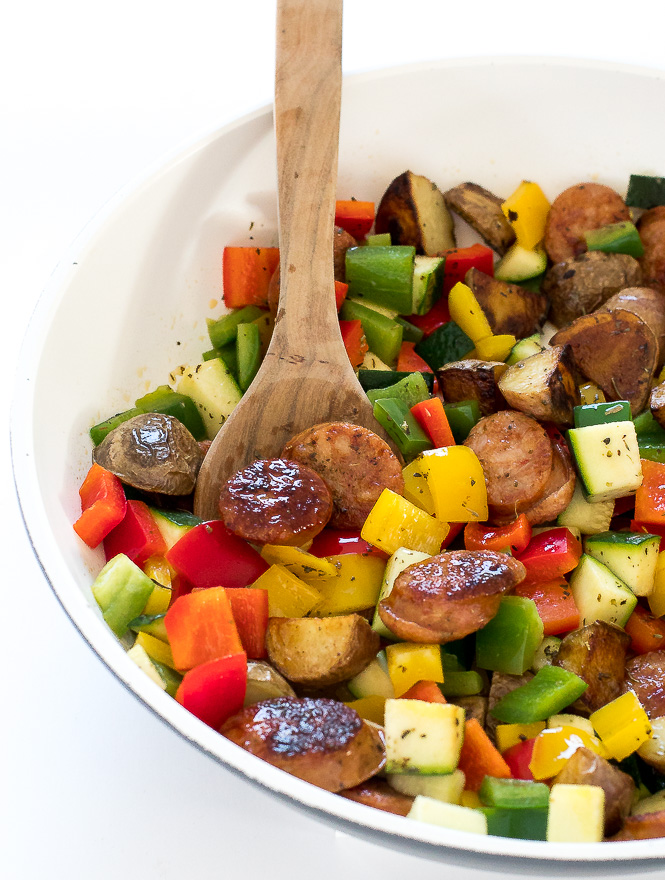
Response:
395,316,424,344
414,320,474,371
639,439,665,463
366,371,431,409
89,407,142,446
340,299,403,367
442,399,481,443
574,400,631,428
476,596,544,675
584,220,644,258
490,665,588,724
91,554,155,638
480,806,549,841
372,397,432,461
479,777,550,809
634,410,665,438
207,305,264,350
357,370,434,394
135,385,206,441
345,245,415,314
203,341,239,376
236,322,261,392
439,670,484,697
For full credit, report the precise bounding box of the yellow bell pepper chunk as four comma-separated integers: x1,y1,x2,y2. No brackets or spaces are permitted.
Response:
418,447,488,523
386,642,445,697
589,691,653,761
143,555,174,587
648,551,665,618
251,564,322,617
448,282,493,343
529,725,606,779
135,631,176,669
579,382,606,405
313,554,386,616
474,334,517,363
501,181,551,250
495,722,546,754
459,790,481,809
344,695,386,725
361,489,449,556
260,544,338,583
547,714,595,737
402,458,436,515
141,583,172,616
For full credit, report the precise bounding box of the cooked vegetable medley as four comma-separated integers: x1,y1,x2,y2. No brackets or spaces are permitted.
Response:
74,170,665,844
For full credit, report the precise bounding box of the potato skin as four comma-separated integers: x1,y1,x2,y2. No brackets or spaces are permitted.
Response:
497,344,580,427
550,307,658,415
465,267,548,337
544,182,630,263
221,696,385,792
265,614,380,688
554,621,631,714
375,170,455,255
542,251,642,327
378,550,526,644
443,182,516,255
436,359,507,416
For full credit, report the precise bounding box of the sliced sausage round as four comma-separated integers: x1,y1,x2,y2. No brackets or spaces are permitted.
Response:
282,422,404,529
219,458,332,546
623,651,665,718
220,696,386,792
638,206,665,296
544,182,630,264
463,410,553,521
519,429,576,526
378,549,526,643
340,779,414,817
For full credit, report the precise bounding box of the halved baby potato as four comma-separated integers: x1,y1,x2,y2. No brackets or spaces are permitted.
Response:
443,182,516,255
497,344,580,426
374,170,455,255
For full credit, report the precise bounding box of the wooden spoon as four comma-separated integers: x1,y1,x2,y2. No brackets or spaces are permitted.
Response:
194,0,392,520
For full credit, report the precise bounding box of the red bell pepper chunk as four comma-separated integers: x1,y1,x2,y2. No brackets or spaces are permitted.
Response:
513,578,580,636
225,588,269,659
399,680,447,704
308,528,388,559
334,280,349,310
406,296,450,337
515,527,582,585
175,651,247,729
631,520,665,551
625,603,665,654
103,499,166,566
440,521,464,549
440,243,494,294
397,341,434,374
410,397,455,448
613,494,636,517
165,586,244,670
222,246,280,309
73,463,127,548
464,514,532,555
339,319,369,368
334,200,375,239
502,737,537,781
635,459,665,526
166,520,268,589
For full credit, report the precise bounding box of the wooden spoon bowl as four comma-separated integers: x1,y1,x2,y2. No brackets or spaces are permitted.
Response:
194,0,392,521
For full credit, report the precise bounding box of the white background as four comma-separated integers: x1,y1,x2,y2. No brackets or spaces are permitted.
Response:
5,1,665,878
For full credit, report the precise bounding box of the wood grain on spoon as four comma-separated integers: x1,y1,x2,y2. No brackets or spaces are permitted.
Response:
194,0,392,520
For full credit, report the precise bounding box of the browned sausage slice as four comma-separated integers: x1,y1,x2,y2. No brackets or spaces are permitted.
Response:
282,422,404,529
609,810,665,841
220,697,386,792
463,410,553,520
544,182,630,264
638,206,665,296
623,651,665,718
519,431,576,526
219,458,332,546
339,779,414,817
378,550,526,643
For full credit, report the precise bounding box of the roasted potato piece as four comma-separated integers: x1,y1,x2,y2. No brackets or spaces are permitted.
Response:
609,810,665,841
554,621,631,714
550,308,658,415
497,344,579,426
652,381,665,428
542,251,642,327
265,614,380,688
637,716,665,773
600,287,665,367
436,359,507,416
543,182,631,264
553,747,635,836
638,206,665,295
375,170,455,255
443,182,516,255
340,779,414,817
244,660,296,706
465,267,548,337
451,695,488,728
93,412,203,495
221,696,385,792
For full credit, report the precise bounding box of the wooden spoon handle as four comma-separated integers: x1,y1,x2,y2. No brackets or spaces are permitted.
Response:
272,0,344,358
